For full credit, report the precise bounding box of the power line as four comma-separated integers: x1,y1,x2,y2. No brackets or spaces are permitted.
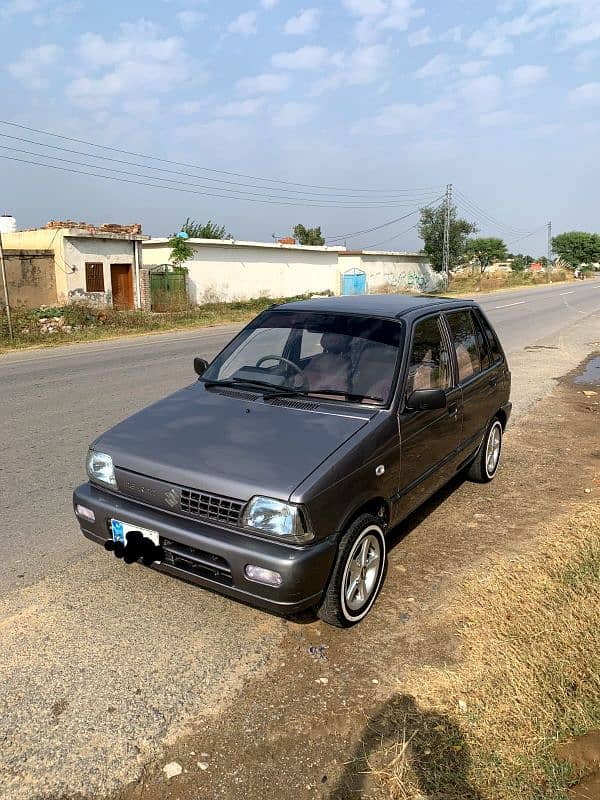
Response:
327,196,445,242
454,190,531,236
0,131,443,204
0,119,445,197
364,221,420,250
0,152,432,209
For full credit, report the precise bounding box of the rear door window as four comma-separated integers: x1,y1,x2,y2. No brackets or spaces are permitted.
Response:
446,310,483,383
474,310,503,364
406,315,452,395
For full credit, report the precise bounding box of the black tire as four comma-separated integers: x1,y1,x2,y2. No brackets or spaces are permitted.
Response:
317,513,387,628
467,417,503,483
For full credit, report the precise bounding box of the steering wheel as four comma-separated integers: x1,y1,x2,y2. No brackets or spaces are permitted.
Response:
255,355,308,391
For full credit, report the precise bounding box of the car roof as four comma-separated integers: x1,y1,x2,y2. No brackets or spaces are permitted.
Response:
274,293,475,319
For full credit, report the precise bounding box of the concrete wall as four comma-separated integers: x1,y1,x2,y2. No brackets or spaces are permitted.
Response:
143,240,340,303
2,229,69,300
1,250,58,309
339,252,441,293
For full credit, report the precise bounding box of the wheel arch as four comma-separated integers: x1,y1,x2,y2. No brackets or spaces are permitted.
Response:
339,496,390,536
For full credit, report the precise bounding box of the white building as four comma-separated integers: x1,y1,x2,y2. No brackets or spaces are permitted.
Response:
141,238,437,303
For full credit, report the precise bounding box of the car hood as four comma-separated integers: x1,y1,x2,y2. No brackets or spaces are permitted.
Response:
94,383,375,501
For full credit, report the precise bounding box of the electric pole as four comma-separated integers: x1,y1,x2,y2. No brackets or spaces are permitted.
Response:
547,221,552,282
442,183,452,288
0,229,14,344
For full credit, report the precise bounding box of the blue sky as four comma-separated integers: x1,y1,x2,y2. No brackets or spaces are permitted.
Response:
0,0,599,253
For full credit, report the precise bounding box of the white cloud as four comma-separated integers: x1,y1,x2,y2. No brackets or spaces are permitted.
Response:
380,0,424,32
8,44,62,89
342,0,386,15
460,74,503,112
237,72,290,94
311,43,389,94
172,99,211,115
228,10,258,36
479,109,523,127
271,45,330,71
511,64,548,87
439,24,463,42
284,7,320,35
358,97,451,136
177,9,206,30
459,60,488,77
408,26,432,46
0,0,40,18
67,21,196,113
569,81,600,106
272,101,316,127
415,53,451,79
216,97,266,117
261,0,279,7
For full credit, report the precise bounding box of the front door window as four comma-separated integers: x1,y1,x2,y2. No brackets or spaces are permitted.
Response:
406,316,452,396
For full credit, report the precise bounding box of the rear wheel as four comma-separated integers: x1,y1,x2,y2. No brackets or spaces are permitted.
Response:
317,514,387,628
467,418,503,483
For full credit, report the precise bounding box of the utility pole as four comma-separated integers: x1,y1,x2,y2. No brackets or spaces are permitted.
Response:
0,229,14,344
547,221,552,282
442,183,452,288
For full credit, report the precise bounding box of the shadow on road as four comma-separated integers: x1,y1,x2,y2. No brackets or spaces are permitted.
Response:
329,693,482,800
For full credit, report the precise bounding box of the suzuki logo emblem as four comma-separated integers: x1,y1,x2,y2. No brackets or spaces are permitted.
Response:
164,488,180,508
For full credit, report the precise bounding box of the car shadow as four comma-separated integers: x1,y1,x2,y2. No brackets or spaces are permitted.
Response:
386,472,467,553
328,693,482,800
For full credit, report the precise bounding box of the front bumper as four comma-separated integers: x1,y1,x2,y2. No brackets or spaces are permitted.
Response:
73,483,337,614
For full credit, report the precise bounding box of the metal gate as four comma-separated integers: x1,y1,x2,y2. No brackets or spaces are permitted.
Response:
149,266,188,311
342,268,367,295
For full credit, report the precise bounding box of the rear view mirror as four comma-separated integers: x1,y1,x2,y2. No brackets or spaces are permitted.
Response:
406,388,447,411
194,357,209,377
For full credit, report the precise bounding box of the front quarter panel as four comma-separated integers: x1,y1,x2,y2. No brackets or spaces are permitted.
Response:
291,412,400,538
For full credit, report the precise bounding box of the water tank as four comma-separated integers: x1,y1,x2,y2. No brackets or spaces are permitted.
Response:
0,214,17,234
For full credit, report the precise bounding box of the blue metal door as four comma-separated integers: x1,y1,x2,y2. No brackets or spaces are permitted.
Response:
342,269,367,295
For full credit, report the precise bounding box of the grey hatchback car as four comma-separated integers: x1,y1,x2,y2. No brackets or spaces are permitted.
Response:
74,294,511,627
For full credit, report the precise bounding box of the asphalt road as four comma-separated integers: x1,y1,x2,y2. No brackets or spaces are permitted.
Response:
0,279,599,800
1,279,600,592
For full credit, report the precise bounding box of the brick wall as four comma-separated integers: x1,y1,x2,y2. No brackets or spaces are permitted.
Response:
139,268,151,311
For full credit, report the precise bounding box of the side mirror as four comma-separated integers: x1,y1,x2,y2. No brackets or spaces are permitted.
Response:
194,357,209,377
406,388,447,411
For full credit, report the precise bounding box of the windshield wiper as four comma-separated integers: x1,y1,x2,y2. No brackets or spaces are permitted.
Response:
264,387,384,404
202,378,291,394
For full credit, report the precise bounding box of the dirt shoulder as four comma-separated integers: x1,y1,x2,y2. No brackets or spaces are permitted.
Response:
113,359,600,800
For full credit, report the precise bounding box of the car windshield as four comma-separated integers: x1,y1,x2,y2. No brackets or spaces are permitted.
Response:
202,310,404,405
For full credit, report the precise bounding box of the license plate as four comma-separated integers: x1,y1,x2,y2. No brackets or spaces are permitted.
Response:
111,519,160,548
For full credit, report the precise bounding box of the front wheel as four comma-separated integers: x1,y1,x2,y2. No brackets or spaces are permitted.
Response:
317,514,387,628
467,418,503,483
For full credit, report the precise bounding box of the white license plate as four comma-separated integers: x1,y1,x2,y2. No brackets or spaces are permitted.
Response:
111,519,160,548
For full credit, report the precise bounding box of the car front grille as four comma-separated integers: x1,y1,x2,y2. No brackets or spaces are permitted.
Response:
180,488,244,525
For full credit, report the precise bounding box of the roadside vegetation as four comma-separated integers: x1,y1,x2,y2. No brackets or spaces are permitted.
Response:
0,293,312,351
365,505,600,800
446,267,571,294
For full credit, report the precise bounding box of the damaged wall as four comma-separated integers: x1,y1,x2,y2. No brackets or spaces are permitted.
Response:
1,250,58,309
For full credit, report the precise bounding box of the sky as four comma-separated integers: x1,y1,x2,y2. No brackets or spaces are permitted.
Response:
0,0,599,253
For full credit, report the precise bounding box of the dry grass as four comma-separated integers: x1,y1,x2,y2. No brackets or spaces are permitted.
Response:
446,269,571,294
367,504,600,800
0,293,312,351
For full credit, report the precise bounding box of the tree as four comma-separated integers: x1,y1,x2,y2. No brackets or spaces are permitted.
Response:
510,254,527,272
294,224,325,246
464,237,508,273
418,204,477,272
168,234,193,268
552,231,600,269
179,218,231,239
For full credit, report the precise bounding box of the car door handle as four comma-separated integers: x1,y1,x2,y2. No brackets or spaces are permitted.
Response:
447,401,458,417
489,377,498,388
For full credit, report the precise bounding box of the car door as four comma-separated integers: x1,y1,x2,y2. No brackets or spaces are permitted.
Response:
395,313,463,518
443,308,500,455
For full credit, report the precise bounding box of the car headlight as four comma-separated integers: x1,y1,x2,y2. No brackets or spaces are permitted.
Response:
242,496,313,544
86,450,117,488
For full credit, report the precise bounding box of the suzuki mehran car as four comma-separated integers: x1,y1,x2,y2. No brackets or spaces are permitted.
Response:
74,294,511,627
